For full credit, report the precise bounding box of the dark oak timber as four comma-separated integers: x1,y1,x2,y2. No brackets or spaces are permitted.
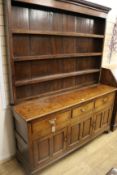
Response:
4,0,116,175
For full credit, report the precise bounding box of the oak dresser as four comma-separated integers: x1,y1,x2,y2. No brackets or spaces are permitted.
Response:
4,0,116,174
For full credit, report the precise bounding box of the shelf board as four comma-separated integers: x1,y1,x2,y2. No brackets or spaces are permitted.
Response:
14,53,102,62
12,29,104,38
15,69,100,87
16,82,100,103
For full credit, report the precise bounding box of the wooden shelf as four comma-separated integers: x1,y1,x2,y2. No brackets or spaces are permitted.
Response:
12,29,104,38
15,69,100,87
17,83,100,102
14,53,102,62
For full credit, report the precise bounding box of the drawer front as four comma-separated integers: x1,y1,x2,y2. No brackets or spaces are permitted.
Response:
32,111,71,139
95,93,115,111
72,102,94,118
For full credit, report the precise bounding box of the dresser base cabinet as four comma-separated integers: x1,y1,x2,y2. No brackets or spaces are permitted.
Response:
13,85,116,175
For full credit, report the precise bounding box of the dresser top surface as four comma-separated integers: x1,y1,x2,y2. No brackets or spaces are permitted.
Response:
13,84,116,122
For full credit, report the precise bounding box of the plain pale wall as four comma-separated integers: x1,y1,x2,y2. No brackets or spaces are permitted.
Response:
0,0,117,162
0,0,15,162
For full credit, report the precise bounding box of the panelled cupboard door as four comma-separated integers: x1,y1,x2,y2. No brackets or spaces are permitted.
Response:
33,135,52,167
68,115,93,149
102,107,112,127
33,128,67,167
81,115,93,140
52,128,67,158
68,120,82,148
93,107,113,134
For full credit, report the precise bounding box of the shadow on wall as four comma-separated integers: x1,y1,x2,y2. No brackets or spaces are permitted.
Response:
0,108,16,162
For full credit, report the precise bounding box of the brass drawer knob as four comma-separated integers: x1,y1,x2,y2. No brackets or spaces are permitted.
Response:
80,108,86,112
49,118,56,125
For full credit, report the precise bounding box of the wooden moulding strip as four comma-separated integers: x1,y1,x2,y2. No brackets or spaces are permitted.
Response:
14,53,103,62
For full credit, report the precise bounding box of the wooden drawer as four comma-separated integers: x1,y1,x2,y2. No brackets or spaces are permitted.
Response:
31,111,71,139
95,93,115,111
72,102,94,118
